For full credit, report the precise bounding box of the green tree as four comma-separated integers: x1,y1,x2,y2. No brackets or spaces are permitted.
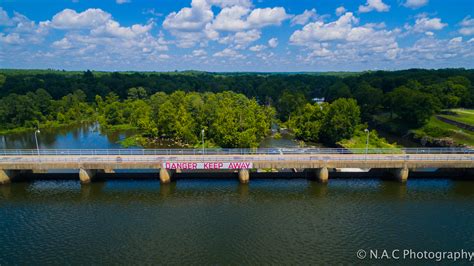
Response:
320,98,361,144
277,90,307,121
127,87,148,100
387,86,441,126
289,103,326,142
353,82,383,120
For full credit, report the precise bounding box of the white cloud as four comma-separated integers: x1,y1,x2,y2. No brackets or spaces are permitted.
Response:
335,6,347,16
291,9,317,26
211,5,250,31
0,32,23,44
116,0,130,4
90,20,153,39
233,29,260,44
162,1,290,48
158,54,170,59
290,12,400,62
402,36,474,62
249,44,266,52
403,0,428,9
52,37,73,49
192,49,207,57
160,0,219,48
246,7,291,28
290,12,359,43
48,8,111,29
409,15,447,33
358,0,390,13
459,16,474,36
20,8,170,67
208,0,252,8
213,48,245,59
163,0,213,31
0,7,13,26
218,29,261,49
0,11,49,45
211,6,290,31
268,37,278,48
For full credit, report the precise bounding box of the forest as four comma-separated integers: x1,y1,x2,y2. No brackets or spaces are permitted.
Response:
0,68,473,147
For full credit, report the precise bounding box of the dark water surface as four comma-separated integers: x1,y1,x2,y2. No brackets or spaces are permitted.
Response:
1,179,473,264
0,123,132,149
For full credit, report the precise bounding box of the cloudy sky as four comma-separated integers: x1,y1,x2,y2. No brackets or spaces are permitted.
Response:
0,0,473,71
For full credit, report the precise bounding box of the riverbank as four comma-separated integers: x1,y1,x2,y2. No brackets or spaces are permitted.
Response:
0,120,95,135
373,110,474,148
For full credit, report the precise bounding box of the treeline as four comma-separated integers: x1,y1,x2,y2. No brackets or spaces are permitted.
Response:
1,69,473,127
1,68,473,145
96,90,275,148
327,73,474,127
289,98,361,144
0,89,94,131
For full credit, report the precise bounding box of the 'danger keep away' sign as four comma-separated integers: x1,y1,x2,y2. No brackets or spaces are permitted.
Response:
163,162,252,170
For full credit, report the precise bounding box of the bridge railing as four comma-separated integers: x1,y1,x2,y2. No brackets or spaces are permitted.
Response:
0,154,473,163
0,147,473,156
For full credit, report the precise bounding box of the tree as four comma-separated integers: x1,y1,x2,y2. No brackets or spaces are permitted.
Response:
387,86,441,126
277,90,307,121
289,103,326,142
320,98,361,144
325,81,352,102
353,82,383,120
127,87,148,100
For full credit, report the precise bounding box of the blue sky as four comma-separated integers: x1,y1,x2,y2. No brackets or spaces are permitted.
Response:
0,0,473,71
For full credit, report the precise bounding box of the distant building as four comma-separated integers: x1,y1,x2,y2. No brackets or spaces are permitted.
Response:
312,97,325,104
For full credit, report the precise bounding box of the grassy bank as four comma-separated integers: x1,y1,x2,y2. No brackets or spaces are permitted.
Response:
412,116,474,146
119,135,149,148
438,109,474,126
373,110,474,147
338,129,402,153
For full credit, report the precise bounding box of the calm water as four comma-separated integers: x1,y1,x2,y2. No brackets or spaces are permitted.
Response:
0,179,473,264
0,124,473,264
0,123,133,149
0,123,302,149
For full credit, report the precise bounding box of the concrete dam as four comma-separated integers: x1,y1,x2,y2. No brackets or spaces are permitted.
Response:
0,148,473,185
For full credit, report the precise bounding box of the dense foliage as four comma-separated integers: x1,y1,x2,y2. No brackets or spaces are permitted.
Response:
289,98,361,145
97,90,275,148
0,89,94,131
1,68,473,146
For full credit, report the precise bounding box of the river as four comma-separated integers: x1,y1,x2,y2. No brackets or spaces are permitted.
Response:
0,124,473,264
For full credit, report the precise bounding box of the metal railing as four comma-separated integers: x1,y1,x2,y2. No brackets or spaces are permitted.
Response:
0,147,473,156
0,155,472,164
0,153,472,164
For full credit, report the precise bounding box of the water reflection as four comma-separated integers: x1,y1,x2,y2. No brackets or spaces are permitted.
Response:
0,123,136,149
307,181,329,197
0,179,473,264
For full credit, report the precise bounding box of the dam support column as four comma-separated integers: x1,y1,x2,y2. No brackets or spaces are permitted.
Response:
159,168,173,184
0,169,19,185
238,169,250,184
316,167,329,183
393,167,409,183
79,168,97,184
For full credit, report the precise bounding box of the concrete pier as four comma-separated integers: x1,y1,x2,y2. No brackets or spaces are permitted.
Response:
159,168,173,184
0,169,18,184
316,167,329,183
238,169,250,184
79,168,98,184
393,167,409,183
